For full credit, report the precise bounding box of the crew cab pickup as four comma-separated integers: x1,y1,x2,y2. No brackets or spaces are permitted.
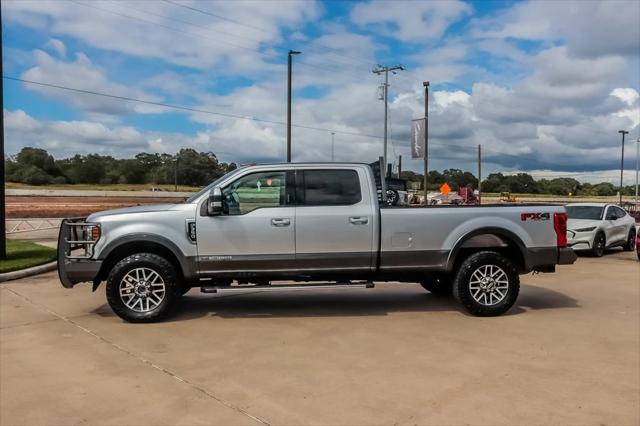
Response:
58,162,576,322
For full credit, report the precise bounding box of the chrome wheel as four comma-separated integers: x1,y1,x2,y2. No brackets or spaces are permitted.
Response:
119,267,166,313
468,264,509,306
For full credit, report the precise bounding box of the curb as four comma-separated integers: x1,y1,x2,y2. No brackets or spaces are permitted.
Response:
0,261,57,283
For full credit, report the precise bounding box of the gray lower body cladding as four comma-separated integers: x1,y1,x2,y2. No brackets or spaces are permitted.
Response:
196,247,576,278
58,248,576,287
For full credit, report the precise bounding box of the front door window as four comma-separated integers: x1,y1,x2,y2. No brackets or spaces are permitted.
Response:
222,171,287,215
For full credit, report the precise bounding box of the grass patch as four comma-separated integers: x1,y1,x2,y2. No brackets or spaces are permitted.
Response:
0,240,56,274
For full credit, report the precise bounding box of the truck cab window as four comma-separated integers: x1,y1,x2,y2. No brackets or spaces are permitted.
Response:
301,170,361,206
222,171,287,215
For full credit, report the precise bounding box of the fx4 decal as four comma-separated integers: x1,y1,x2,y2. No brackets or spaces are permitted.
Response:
521,212,551,221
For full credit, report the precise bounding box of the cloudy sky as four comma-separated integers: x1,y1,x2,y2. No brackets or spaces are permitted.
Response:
2,0,640,182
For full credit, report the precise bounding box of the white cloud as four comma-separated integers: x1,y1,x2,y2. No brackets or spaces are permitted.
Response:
3,0,639,178
45,38,66,57
4,109,149,156
20,50,165,116
350,0,471,42
471,0,640,59
3,0,320,71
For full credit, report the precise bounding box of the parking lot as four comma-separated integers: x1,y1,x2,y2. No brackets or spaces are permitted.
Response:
1,251,638,425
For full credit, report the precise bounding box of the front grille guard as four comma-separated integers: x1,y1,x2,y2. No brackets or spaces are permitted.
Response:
58,217,97,260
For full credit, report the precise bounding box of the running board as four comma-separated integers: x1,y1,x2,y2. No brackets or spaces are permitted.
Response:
200,282,374,294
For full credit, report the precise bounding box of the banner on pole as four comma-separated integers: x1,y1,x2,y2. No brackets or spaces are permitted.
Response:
411,118,426,159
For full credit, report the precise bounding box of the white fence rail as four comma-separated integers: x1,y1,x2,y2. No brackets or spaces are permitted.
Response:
6,218,62,234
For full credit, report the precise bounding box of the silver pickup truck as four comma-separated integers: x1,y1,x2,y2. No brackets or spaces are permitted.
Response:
58,162,576,322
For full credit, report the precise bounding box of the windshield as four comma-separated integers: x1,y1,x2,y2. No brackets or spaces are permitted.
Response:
185,168,244,203
566,206,604,220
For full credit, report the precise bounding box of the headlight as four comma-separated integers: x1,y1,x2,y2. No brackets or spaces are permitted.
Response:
87,224,101,241
573,226,596,232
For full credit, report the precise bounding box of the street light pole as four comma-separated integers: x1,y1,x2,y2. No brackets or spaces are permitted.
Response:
635,137,639,205
287,50,301,163
331,132,335,162
619,130,629,205
423,81,429,201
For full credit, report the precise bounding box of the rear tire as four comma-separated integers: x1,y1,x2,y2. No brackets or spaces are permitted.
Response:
623,228,636,252
591,232,605,257
452,251,520,317
106,253,181,323
420,275,452,296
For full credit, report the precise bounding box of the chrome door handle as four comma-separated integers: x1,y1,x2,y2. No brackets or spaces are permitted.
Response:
271,218,291,227
349,217,369,225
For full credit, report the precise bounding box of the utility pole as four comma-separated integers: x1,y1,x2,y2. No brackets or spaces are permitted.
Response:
619,130,628,205
423,81,429,201
398,155,402,178
373,64,404,172
478,144,482,205
0,6,5,259
331,132,335,162
174,156,178,192
287,50,301,163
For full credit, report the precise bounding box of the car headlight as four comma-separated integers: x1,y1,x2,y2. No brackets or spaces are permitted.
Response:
573,226,596,232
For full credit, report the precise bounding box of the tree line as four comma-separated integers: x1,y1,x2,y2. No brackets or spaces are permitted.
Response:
4,147,636,196
400,169,635,196
4,147,237,187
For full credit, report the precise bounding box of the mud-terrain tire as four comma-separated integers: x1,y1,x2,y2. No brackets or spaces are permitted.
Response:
591,232,606,257
623,228,636,252
452,251,520,317
420,275,452,296
106,253,181,323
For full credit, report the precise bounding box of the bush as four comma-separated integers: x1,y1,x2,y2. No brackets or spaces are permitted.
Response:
14,165,53,185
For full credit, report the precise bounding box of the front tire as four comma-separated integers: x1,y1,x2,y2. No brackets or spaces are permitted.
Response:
591,232,606,257
106,253,181,323
623,228,636,252
452,251,520,317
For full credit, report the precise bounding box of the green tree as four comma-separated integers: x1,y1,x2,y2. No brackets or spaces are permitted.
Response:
16,147,61,176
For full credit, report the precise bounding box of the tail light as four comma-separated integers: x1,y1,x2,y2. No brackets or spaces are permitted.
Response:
90,224,101,242
554,212,567,248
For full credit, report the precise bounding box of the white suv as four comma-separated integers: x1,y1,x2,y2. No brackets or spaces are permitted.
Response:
566,203,637,257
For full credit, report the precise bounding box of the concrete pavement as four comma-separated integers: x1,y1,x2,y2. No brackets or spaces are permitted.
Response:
1,251,639,425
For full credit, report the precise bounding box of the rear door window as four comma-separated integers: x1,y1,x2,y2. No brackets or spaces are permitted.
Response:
614,207,627,219
299,170,361,206
605,207,618,220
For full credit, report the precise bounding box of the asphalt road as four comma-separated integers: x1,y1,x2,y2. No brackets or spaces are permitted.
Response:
1,251,638,425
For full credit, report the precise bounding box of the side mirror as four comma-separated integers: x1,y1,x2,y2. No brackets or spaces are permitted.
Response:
207,187,223,216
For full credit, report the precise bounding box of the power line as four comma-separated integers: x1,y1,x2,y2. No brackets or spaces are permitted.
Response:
69,0,271,55
105,0,269,47
6,75,482,152
162,0,379,68
70,0,378,85
163,0,270,35
2,76,404,143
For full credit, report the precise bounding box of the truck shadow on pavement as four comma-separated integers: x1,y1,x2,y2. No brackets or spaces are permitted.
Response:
140,283,580,322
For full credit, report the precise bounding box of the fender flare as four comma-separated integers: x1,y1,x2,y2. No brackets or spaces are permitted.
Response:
97,234,197,281
445,227,528,271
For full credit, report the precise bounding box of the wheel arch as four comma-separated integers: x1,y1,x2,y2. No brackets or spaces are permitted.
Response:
445,227,528,273
96,235,196,289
